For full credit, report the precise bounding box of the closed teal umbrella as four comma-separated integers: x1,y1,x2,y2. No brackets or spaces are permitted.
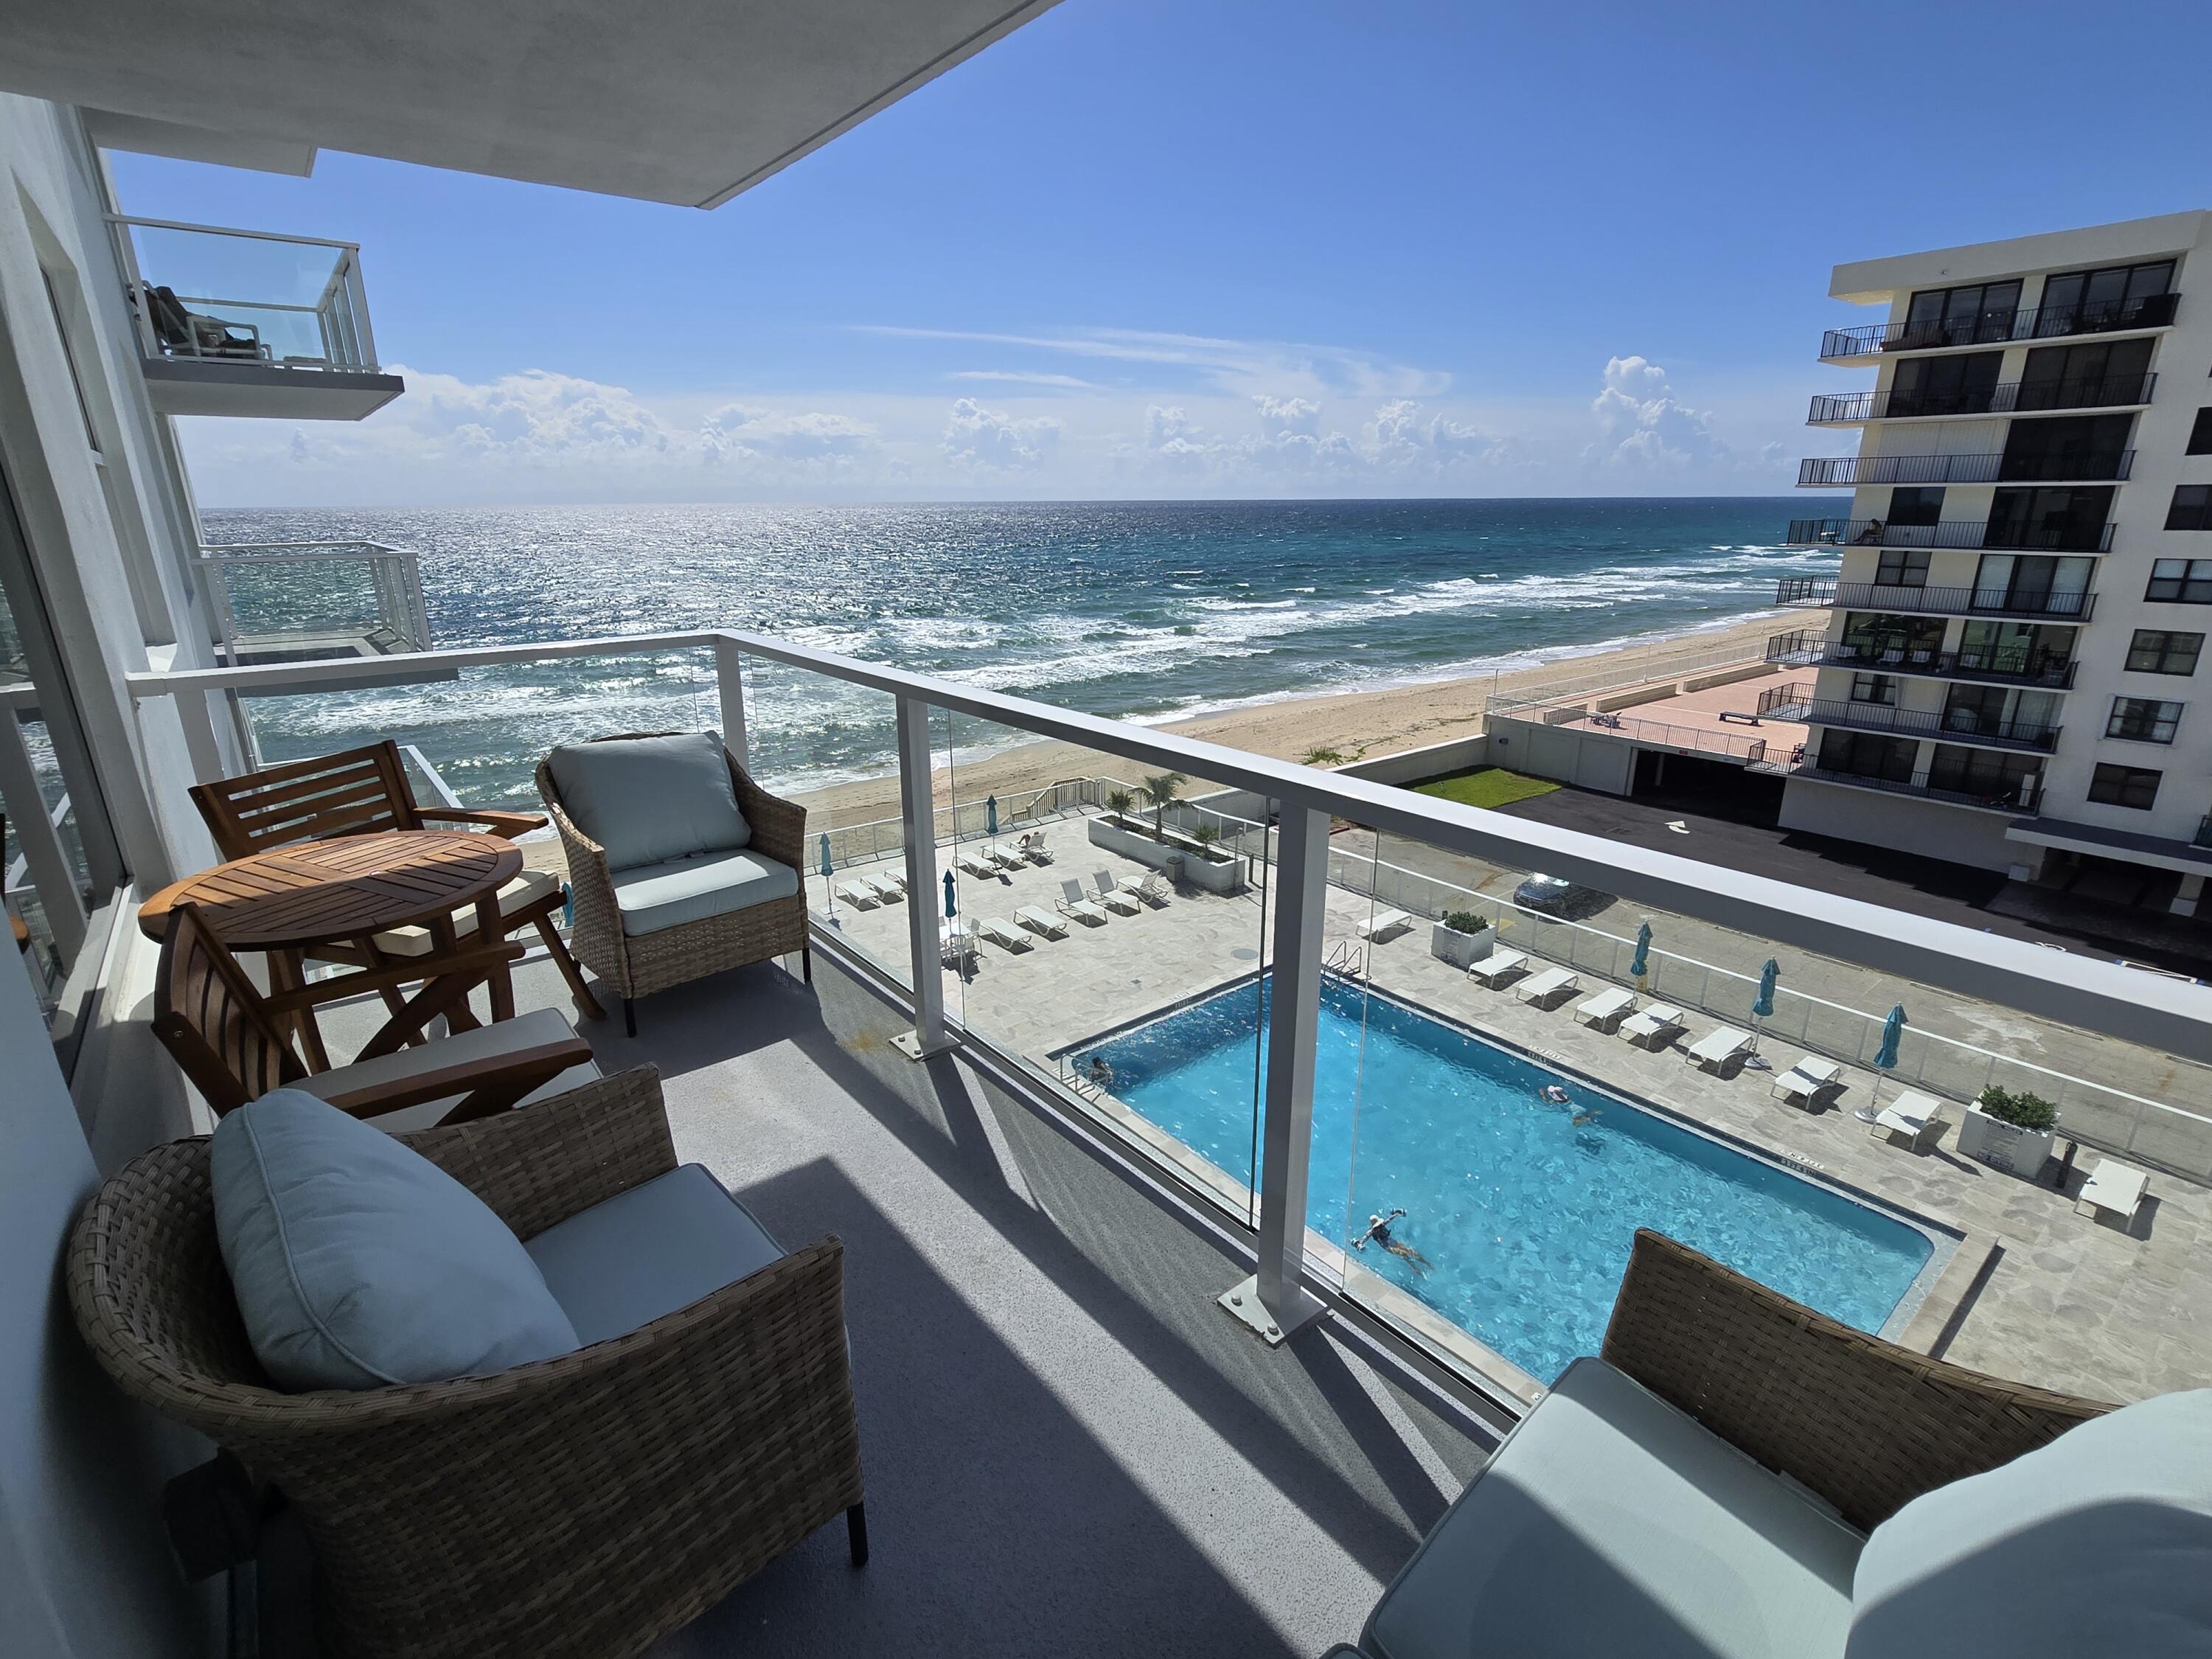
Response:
819,832,835,917
944,871,958,918
986,796,999,838
1860,1004,1907,1119
1753,958,1778,1019
1630,920,1652,980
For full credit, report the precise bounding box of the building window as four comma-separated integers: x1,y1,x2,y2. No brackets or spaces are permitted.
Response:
1874,547,1931,588
2125,629,2203,675
1849,672,1899,706
2146,558,2212,602
1902,281,2022,348
2189,408,2212,457
2107,698,2182,743
2087,763,2162,809
2037,261,2174,330
2168,485,2212,532
1927,745,2042,806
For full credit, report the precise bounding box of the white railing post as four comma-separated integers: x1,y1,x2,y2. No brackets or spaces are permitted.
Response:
177,688,226,784
1220,802,1326,1345
891,695,953,1060
0,709,86,966
713,639,748,760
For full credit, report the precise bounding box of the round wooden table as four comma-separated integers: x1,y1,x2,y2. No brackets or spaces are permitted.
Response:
139,830,524,1068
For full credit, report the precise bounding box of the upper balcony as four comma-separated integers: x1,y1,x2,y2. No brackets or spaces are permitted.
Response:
1775,577,2096,622
1760,686,2062,755
108,217,405,420
1818,292,2180,361
1764,628,2078,690
1784,518,2114,555
1797,451,2134,488
195,542,437,683
1806,372,2157,426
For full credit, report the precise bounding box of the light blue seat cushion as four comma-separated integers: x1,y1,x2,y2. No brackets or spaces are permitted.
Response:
1365,1358,1862,1659
210,1090,577,1391
547,731,748,871
1847,1388,2212,1658
523,1164,785,1346
610,847,799,936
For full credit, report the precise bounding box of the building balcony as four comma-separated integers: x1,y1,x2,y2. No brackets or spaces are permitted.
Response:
1764,629,2078,690
195,543,433,675
1793,764,2043,815
1764,689,2062,755
1818,292,2180,361
1806,372,2156,426
1774,578,2096,622
1796,451,2134,488
1784,518,2114,555
108,216,404,419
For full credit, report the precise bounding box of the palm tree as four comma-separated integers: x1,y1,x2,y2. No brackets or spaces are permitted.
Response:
1190,822,1221,860
1105,787,1135,824
1139,772,1186,841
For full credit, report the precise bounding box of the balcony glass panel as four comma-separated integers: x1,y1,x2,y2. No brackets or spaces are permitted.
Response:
772,667,907,994
114,218,375,372
197,542,431,666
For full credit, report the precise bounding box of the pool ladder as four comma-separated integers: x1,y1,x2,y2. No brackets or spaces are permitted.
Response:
1324,940,1368,979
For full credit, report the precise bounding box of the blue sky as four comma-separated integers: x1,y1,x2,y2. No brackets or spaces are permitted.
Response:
117,0,2212,506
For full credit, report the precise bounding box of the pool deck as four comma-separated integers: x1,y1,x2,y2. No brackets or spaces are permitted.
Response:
810,809,2212,1405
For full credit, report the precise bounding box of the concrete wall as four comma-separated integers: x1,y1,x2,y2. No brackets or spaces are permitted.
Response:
1484,717,1635,796
1779,774,2023,870
0,947,212,1659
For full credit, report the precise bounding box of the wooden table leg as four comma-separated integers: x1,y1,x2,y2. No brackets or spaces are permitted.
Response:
476,891,515,1023
430,913,485,1032
268,948,333,1071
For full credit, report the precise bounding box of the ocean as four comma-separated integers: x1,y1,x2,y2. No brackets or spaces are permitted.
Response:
205,498,1844,806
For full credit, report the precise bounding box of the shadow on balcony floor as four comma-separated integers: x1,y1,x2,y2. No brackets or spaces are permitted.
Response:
314,950,1492,1658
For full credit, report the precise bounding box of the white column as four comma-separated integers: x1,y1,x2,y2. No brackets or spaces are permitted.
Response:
1220,801,1326,1344
891,695,953,1060
713,639,748,762
2172,872,2205,918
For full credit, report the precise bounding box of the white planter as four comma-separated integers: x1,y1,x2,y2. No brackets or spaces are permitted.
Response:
1430,922,1494,968
1956,1107,2055,1181
1086,815,1245,893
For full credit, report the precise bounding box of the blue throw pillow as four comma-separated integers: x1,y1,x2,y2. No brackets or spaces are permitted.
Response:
1847,1388,2212,1657
211,1091,578,1391
546,731,750,872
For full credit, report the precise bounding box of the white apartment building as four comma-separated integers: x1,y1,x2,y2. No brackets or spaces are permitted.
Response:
1776,212,2212,919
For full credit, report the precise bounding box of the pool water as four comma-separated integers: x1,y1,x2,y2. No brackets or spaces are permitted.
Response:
1088,975,1935,1382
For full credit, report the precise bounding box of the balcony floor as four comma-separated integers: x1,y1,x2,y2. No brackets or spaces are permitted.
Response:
316,950,1489,1658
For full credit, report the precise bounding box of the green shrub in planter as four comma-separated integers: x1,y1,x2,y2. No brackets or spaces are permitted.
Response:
1441,910,1489,935
1978,1085,2058,1133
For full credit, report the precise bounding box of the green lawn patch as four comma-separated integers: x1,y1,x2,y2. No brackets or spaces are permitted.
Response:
1411,766,1561,810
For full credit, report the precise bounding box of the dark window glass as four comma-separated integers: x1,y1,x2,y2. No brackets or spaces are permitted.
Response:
2087,762,2162,809
2147,559,2212,602
1891,352,2003,417
1874,547,1931,588
1904,280,2023,347
1925,744,2042,804
2126,629,2203,675
2107,698,2182,743
1887,487,1944,528
2188,409,2212,457
2017,338,2154,409
2036,262,2174,333
1840,613,1946,661
1849,673,1899,706
1985,487,2110,551
2000,413,2132,481
2167,485,2212,532
1817,729,1919,783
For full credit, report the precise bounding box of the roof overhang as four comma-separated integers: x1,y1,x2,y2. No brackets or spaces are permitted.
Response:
1829,209,2212,305
2006,814,2212,879
0,0,1061,207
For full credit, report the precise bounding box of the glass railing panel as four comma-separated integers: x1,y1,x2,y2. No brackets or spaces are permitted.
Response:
198,543,430,664
118,220,366,369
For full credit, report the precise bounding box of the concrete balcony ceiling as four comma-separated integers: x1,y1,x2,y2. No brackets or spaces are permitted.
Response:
0,0,1062,206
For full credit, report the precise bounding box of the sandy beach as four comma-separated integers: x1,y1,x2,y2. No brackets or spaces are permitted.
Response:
785,612,1784,831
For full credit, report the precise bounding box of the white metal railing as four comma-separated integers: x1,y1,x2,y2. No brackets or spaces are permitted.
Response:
1486,703,1798,768
195,541,431,667
0,683,87,967
1484,639,1774,712
108,216,380,374
119,627,2212,1357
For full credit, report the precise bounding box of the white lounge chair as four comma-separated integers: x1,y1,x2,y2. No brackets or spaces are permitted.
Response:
877,869,907,894
1517,966,1580,1006
1576,987,1635,1031
1686,1026,1754,1071
2075,1159,2149,1225
957,849,997,878
939,919,978,967
1359,908,1413,942
1092,870,1143,915
988,846,1026,872
978,916,1032,953
1015,905,1067,939
1467,948,1530,987
1020,835,1054,865
832,880,879,909
1771,1057,1843,1107
1619,1002,1686,1048
862,873,904,903
1868,1090,1948,1152
1133,872,1171,907
1056,879,1108,926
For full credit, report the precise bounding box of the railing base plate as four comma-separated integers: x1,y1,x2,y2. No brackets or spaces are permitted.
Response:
891,1028,959,1062
1217,1273,1326,1346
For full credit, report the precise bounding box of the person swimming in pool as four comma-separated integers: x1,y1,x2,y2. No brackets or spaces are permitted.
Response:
1086,1055,1115,1088
1541,1081,1600,1127
1354,1208,1432,1276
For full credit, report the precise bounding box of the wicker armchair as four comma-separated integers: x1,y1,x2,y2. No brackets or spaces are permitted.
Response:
67,1067,865,1659
537,733,810,1035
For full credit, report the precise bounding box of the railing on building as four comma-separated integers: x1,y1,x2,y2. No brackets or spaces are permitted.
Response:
1807,373,2156,425
108,216,379,373
117,627,2212,1386
1783,518,2114,554
1794,763,2042,815
195,542,431,669
1818,292,2180,359
1764,629,2077,690
1796,451,2135,488
1774,578,2096,622
1787,698,2062,755
1484,702,1793,768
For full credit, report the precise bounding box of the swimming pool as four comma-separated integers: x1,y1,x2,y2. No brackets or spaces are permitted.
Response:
1085,974,1938,1382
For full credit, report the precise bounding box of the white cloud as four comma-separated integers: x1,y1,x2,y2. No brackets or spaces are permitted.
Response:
1590,355,1723,469
947,369,1097,389
941,397,1060,470
700,404,877,466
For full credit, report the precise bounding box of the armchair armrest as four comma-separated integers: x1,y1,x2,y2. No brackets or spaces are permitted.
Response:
727,756,805,871
1600,1229,2106,1531
400,1065,676,1238
417,806,549,839
311,1029,592,1123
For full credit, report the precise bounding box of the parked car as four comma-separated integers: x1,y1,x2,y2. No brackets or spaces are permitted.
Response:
1513,872,1607,918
